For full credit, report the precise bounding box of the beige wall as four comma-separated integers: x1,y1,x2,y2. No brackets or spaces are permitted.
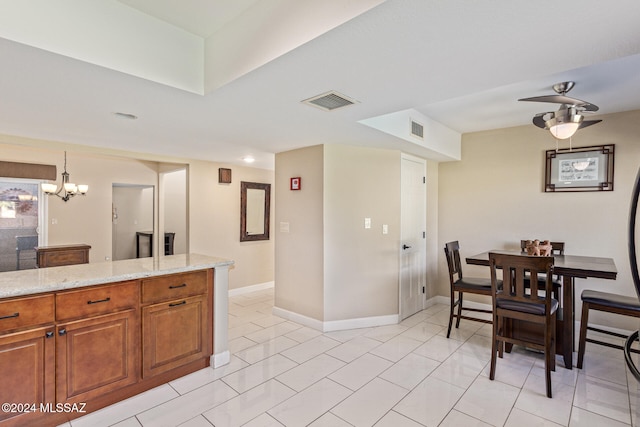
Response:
0,141,159,262
323,144,401,321
274,145,324,320
0,135,274,290
438,109,640,330
275,144,406,323
188,159,274,290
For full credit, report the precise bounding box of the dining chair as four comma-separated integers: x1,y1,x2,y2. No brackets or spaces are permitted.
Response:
489,252,557,398
576,290,640,369
520,240,564,300
444,241,492,338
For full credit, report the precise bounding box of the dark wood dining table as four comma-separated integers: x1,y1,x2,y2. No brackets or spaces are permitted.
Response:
466,250,617,369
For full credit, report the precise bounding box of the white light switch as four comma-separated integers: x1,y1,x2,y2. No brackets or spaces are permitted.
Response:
364,218,371,229
280,222,290,233
382,224,388,234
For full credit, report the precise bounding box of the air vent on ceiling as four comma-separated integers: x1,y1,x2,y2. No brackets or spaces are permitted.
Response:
411,119,424,139
302,91,357,111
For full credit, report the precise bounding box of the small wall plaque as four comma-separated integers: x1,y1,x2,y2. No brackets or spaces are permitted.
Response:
290,177,301,190
219,168,232,184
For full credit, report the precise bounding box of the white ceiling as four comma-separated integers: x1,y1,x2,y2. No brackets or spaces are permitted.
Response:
1,0,640,170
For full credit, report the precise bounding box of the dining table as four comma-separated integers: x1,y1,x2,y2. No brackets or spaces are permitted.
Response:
466,250,618,369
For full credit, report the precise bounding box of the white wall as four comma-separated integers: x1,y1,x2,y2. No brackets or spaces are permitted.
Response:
112,186,154,260
163,168,187,254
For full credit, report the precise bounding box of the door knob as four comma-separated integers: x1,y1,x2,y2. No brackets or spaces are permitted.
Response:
402,244,411,250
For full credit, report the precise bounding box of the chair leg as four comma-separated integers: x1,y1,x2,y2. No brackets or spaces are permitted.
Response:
577,301,590,369
455,293,463,328
447,291,456,338
490,314,498,380
544,313,555,398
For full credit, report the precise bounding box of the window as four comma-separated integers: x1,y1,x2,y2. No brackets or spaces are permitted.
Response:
0,179,45,271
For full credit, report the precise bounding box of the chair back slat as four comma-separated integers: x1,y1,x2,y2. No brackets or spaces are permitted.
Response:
490,252,554,308
445,241,463,281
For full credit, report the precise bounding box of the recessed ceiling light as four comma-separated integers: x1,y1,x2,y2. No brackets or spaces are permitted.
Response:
243,156,255,163
113,112,138,120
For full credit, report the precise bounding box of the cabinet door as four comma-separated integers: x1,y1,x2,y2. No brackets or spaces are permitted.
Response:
0,326,55,423
142,295,208,378
56,309,139,404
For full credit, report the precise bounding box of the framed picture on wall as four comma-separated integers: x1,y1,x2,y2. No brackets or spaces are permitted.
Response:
290,177,301,191
218,168,232,184
545,144,615,192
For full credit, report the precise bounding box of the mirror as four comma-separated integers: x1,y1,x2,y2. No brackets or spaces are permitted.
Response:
240,181,270,241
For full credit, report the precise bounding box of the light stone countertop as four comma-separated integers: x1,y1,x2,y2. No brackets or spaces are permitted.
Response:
0,253,234,299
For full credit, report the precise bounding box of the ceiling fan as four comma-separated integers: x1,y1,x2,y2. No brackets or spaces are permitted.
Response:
519,81,602,139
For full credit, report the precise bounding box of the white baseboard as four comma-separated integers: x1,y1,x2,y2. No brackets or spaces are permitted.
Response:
272,306,398,332
228,281,274,297
211,350,230,368
272,306,324,331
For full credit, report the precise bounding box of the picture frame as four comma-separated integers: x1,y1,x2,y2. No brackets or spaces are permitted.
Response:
290,177,301,191
218,168,232,184
545,144,615,192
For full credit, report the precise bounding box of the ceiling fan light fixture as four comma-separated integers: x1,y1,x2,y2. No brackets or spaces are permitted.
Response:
520,81,601,139
548,121,580,139
545,108,583,139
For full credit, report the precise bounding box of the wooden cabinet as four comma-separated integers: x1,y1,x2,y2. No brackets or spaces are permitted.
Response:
0,267,213,426
0,327,56,424
0,295,55,425
55,280,140,404
141,271,210,378
36,244,91,268
56,310,138,404
142,295,207,378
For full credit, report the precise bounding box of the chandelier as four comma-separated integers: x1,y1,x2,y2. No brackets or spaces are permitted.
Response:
42,151,88,202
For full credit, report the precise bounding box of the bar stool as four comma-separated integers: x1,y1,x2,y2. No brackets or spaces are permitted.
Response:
577,289,640,369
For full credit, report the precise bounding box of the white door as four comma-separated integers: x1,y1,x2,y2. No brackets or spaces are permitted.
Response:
400,155,426,320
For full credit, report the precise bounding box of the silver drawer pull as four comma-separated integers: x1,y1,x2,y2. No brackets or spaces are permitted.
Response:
0,312,19,320
87,297,111,305
169,283,187,289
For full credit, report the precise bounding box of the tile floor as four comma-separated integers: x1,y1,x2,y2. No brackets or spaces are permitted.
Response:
61,288,639,427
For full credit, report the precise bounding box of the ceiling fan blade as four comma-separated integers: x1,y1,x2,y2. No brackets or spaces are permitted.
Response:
519,95,599,111
532,112,550,129
578,119,602,129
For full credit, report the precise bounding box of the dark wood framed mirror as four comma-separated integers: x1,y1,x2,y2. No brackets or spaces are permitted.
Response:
240,181,271,241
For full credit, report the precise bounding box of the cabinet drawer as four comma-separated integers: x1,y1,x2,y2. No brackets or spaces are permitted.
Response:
56,281,139,321
0,294,55,333
141,271,208,304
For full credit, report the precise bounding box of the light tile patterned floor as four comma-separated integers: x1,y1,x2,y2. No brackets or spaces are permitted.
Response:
62,288,639,426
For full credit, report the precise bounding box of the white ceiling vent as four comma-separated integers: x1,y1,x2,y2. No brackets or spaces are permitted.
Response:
302,91,357,111
411,119,424,139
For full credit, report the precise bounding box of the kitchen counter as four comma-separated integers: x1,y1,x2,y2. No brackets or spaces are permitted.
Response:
0,254,235,425
0,253,232,298
0,253,234,368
